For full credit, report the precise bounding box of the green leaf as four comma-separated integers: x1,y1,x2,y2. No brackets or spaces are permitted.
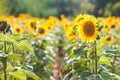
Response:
105,46,118,54
17,40,34,54
9,35,27,41
10,69,26,80
23,70,41,80
98,56,112,67
7,54,21,60
22,64,33,72
0,33,17,43
87,74,104,80
7,62,14,71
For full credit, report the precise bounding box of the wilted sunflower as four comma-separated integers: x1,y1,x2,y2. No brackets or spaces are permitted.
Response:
78,17,98,43
13,26,23,34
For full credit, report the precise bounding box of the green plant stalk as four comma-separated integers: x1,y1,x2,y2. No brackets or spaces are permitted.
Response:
92,58,94,74
3,31,7,80
112,56,116,73
94,41,97,75
72,64,74,80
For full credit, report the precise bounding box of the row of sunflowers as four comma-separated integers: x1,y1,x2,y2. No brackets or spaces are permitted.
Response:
0,13,120,80
1,13,120,44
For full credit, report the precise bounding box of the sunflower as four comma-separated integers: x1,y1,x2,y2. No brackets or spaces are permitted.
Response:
67,31,78,40
77,17,98,43
64,23,78,40
13,26,23,34
24,19,36,31
118,38,120,44
106,36,114,44
75,14,88,26
36,24,47,37
101,36,114,45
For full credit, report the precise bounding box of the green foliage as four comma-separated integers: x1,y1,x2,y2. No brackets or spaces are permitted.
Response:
0,0,10,15
0,33,17,43
98,56,112,66
16,40,34,54
112,2,120,16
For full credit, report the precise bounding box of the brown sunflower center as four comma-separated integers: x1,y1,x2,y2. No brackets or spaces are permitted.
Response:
106,37,111,41
16,28,20,32
30,22,36,29
83,21,95,37
38,28,45,34
105,25,108,28
48,26,51,29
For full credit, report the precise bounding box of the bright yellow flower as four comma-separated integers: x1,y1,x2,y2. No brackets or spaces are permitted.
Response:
105,36,114,44
25,19,36,31
64,23,78,40
77,16,98,43
75,14,88,26
13,26,23,34
37,24,47,37
101,36,114,45
118,38,120,44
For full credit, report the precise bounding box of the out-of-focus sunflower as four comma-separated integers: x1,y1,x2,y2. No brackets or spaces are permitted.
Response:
13,26,23,34
60,14,65,20
24,19,36,31
36,24,47,37
118,38,120,44
103,24,110,33
45,23,54,32
101,36,114,44
75,14,88,26
47,16,57,26
105,36,114,44
64,23,78,40
67,31,78,40
77,17,98,43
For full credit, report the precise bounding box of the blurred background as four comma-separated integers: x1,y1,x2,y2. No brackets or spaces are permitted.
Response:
0,0,120,18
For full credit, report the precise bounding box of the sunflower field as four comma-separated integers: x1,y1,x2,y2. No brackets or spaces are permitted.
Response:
0,13,120,80
0,0,120,80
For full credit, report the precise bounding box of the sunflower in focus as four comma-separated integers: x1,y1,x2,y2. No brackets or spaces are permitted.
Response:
77,16,98,43
13,26,23,34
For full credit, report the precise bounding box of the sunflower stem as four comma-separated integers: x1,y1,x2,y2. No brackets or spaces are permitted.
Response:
3,31,7,80
72,64,74,80
94,41,97,75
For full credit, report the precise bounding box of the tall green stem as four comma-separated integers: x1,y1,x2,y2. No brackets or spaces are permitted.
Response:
94,41,97,75
3,31,7,80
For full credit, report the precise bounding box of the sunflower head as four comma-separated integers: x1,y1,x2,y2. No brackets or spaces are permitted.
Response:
25,20,36,31
74,14,87,26
105,36,114,44
13,26,23,34
77,16,98,43
36,24,47,37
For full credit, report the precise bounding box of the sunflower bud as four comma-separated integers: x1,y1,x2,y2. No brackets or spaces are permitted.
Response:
0,21,7,31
